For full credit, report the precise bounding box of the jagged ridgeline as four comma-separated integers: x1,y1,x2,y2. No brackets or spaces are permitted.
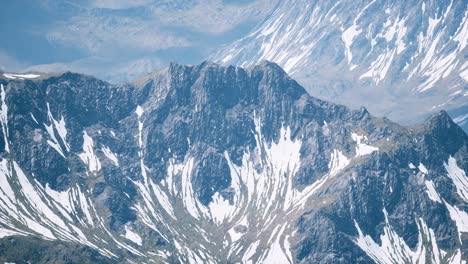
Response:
0,62,467,263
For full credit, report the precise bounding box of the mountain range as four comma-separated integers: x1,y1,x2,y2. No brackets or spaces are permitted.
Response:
212,0,468,131
0,61,467,263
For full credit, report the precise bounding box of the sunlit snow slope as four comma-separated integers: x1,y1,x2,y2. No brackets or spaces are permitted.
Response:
212,0,468,130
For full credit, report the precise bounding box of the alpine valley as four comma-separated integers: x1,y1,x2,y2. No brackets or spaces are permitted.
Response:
0,61,467,263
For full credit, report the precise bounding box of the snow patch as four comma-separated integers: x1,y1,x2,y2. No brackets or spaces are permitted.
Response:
424,180,442,203
209,192,235,225
0,228,27,238
342,24,362,68
444,156,468,202
328,149,350,176
30,113,39,124
259,223,292,264
78,131,101,174
0,84,10,153
123,225,142,246
242,240,260,263
228,227,243,243
44,103,70,158
351,133,378,156
101,145,119,166
418,163,428,174
136,106,144,149
3,73,40,79
135,105,144,118
444,201,468,243
354,208,462,263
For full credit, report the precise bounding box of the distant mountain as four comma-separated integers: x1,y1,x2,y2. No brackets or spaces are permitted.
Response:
0,62,467,263
212,0,468,131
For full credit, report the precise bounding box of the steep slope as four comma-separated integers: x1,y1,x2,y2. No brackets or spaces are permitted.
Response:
212,0,468,130
0,62,467,263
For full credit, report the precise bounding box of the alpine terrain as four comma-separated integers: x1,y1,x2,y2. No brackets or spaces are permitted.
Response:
212,0,468,130
0,61,467,263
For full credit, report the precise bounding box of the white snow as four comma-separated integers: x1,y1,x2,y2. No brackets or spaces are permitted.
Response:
123,225,142,246
3,73,40,79
0,227,26,238
78,131,101,174
180,158,207,219
136,106,144,149
150,181,176,219
228,227,243,243
131,105,182,242
135,105,144,118
13,161,61,239
328,149,350,176
360,48,396,83
45,183,73,214
130,113,335,262
209,192,235,225
213,0,467,94
351,133,379,156
354,208,461,264
411,10,468,92
444,156,468,202
386,18,407,54
22,217,56,240
101,145,119,166
0,160,16,212
76,186,94,227
342,24,362,68
453,113,468,126
424,180,442,203
54,116,70,151
0,84,9,153
322,121,329,135
124,114,395,263
30,113,39,124
45,125,65,158
444,201,468,243
460,69,468,82
259,223,292,264
0,158,129,257
242,240,260,263
44,103,70,158
418,163,428,174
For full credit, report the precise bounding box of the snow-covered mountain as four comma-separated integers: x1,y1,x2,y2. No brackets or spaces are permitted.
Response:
212,0,468,130
0,62,467,263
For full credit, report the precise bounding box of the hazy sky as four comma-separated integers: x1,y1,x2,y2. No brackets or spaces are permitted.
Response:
0,0,277,82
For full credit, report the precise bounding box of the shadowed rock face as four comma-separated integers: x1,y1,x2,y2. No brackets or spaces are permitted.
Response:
0,62,466,263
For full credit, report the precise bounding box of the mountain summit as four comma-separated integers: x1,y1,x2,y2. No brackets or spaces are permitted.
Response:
0,62,467,263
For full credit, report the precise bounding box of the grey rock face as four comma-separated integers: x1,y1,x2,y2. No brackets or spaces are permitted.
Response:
0,62,466,263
